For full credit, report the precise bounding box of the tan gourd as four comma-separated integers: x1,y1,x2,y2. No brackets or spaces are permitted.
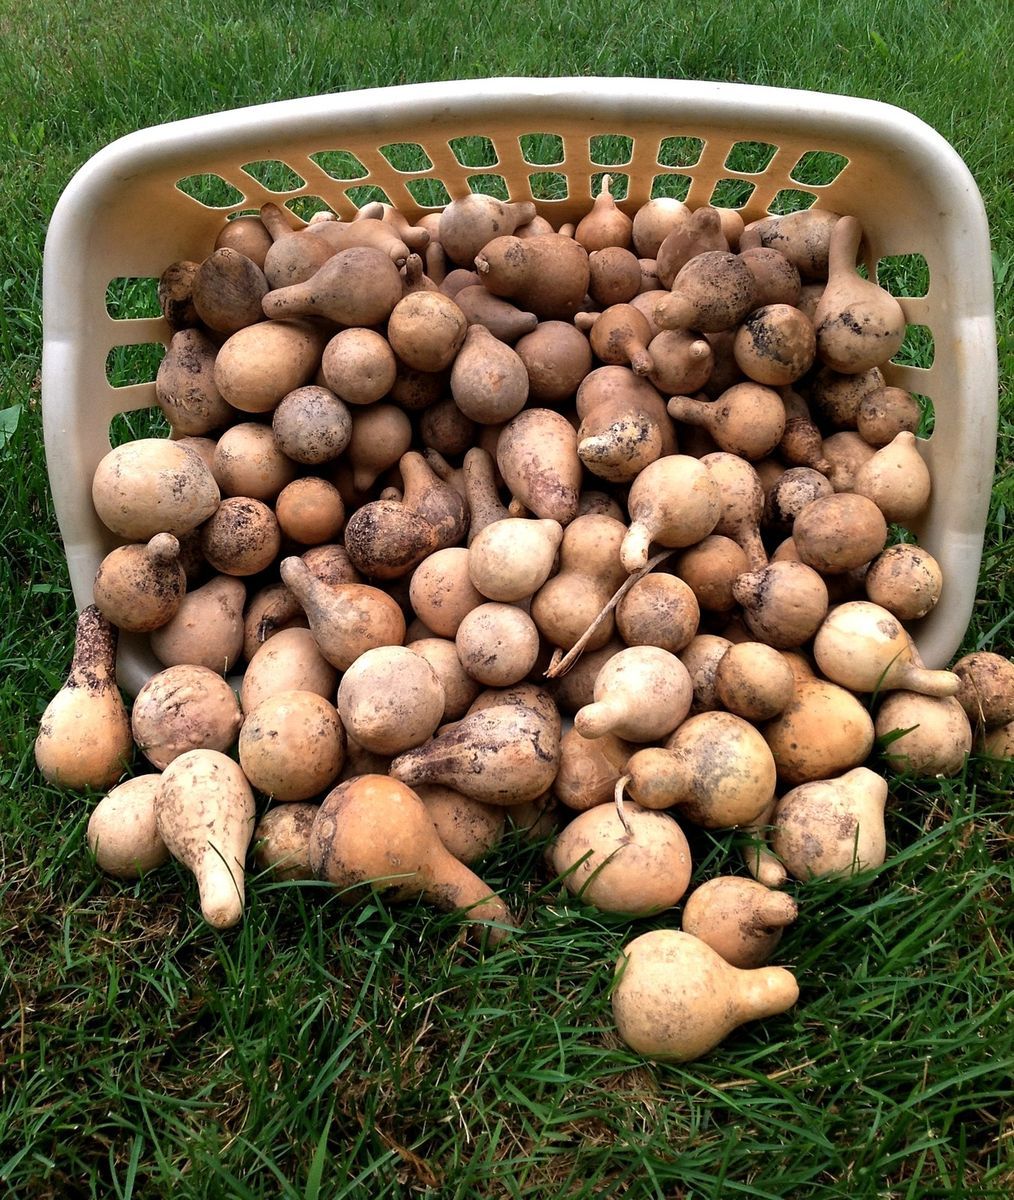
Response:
813,216,906,373
238,690,345,801
793,493,888,574
612,929,799,1062
733,560,829,649
262,247,403,327
474,233,590,321
812,365,885,430
303,214,412,264
415,784,505,865
852,431,932,523
699,452,768,571
389,699,561,806
875,692,972,777
631,197,688,259
574,175,633,251
550,802,692,915
252,803,319,881
864,544,943,620
654,251,757,333
820,432,877,495
615,573,700,654
530,513,627,651
212,421,299,500
215,214,273,268
814,601,961,697
240,626,338,714
714,641,796,720
158,259,200,329
588,246,643,306
674,535,750,613
93,534,185,633
468,517,563,602
35,606,132,791
682,877,798,968
450,323,529,423
772,766,888,879
272,385,351,466
398,451,468,551
319,328,397,406
738,246,802,307
155,328,235,437
739,209,841,280
275,477,346,546
439,193,537,265
408,546,484,638
739,800,788,888
155,748,256,928
258,202,335,287
213,319,328,415
497,409,582,525
309,775,513,943
279,557,406,670
343,403,413,494
668,383,786,462
131,664,242,771
583,303,654,375
576,367,674,484
192,246,268,335
621,454,722,572
856,385,922,446
733,303,816,386
91,438,221,541
646,329,714,395
623,710,776,828
200,497,280,577
150,574,246,674
549,638,625,714
778,387,831,473
514,320,593,403
574,645,692,742
455,603,541,687
764,467,835,533
655,205,728,288
461,447,509,545
763,677,875,785
337,646,445,755
87,775,169,879
952,652,1014,731
407,637,482,721
387,291,468,373
452,285,539,343
342,498,439,580
553,728,633,811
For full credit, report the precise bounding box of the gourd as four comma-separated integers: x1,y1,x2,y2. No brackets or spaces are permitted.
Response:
574,646,692,743
951,652,1014,731
131,664,243,771
93,534,186,633
86,775,169,879
474,233,590,320
450,324,530,423
772,766,889,879
496,409,582,525
308,775,513,944
238,691,346,800
439,193,537,265
763,677,875,785
667,383,786,462
468,518,563,602
155,749,256,929
454,604,541,687
261,247,403,326
875,692,972,777
35,606,132,791
611,929,799,1062
682,877,798,968
621,454,722,572
336,646,445,755
320,327,397,406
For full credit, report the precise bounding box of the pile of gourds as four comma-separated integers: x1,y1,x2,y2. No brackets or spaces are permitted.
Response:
35,182,1014,1063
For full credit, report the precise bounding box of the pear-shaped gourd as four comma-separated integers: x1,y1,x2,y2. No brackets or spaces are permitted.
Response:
875,691,972,777
654,251,757,333
309,775,513,943
583,304,654,376
452,285,539,343
87,775,169,879
623,710,776,828
390,699,561,806
739,209,841,280
574,175,633,251
279,557,406,670
261,246,403,326
474,234,590,321
342,499,440,581
439,193,537,266
813,216,906,373
772,766,889,879
655,205,728,288
574,646,692,743
35,606,132,791
621,454,722,572
700,452,768,571
531,513,627,651
155,328,235,437
155,748,256,928
668,383,786,462
93,533,186,633
681,877,798,968
399,451,469,551
851,431,931,523
612,929,799,1062
497,408,582,525
468,517,563,602
813,600,960,697
450,323,530,424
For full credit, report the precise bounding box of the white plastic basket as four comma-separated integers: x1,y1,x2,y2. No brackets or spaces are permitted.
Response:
41,77,998,693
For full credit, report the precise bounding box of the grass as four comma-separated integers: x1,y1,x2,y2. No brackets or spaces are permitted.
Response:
1,0,1012,1196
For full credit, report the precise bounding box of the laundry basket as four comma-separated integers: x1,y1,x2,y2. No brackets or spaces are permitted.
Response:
41,77,998,693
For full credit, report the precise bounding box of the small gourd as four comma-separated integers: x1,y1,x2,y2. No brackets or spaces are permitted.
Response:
772,766,889,879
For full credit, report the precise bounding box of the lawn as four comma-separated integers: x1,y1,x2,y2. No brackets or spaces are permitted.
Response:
1,1,1011,1197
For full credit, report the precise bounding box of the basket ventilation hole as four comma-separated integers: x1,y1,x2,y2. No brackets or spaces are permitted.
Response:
520,133,564,166
768,189,818,214
589,134,633,166
449,136,498,168
344,184,393,209
912,392,935,437
724,141,777,173
379,143,434,172
529,172,568,201
466,174,509,201
106,343,166,390
285,196,336,223
657,137,704,168
241,160,305,192
405,178,452,208
175,174,245,208
893,325,936,370
791,150,850,186
650,174,691,202
877,253,930,298
105,278,161,321
591,172,629,201
310,150,369,181
108,406,171,449
710,179,756,209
